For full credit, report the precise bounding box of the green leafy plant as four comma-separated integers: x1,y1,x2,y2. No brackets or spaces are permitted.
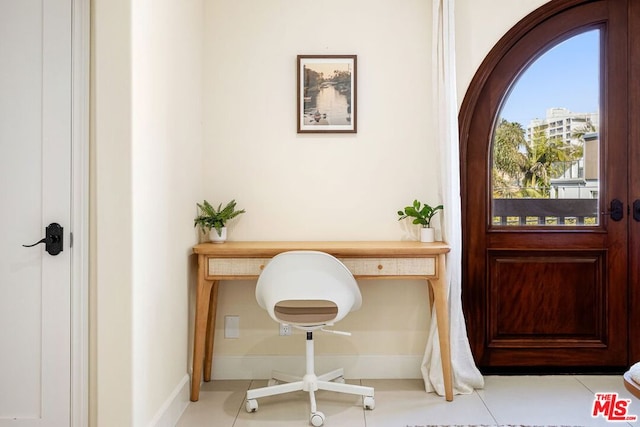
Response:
194,199,246,237
397,200,444,228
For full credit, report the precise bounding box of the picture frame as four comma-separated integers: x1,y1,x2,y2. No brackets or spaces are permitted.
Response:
297,55,357,133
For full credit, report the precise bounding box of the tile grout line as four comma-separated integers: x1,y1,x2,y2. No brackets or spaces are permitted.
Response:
573,375,597,394
231,379,253,427
474,388,500,426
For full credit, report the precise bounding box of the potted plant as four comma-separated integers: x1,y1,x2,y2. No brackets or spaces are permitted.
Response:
397,200,444,242
194,199,246,243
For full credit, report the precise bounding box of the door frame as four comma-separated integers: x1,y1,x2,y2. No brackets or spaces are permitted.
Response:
628,0,640,365
71,0,90,425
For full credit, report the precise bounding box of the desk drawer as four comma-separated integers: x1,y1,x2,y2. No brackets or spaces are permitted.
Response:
207,256,436,278
340,257,435,277
207,258,270,277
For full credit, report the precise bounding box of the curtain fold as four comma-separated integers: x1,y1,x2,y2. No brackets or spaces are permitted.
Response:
421,0,484,396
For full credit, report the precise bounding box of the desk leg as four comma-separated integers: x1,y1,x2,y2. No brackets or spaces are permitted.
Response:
203,280,219,382
191,257,214,402
431,253,453,402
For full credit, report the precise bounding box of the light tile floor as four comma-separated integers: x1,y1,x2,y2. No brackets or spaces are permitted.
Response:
177,375,639,427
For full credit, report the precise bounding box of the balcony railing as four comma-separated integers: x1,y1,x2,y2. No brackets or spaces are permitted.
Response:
492,198,599,226
551,160,584,180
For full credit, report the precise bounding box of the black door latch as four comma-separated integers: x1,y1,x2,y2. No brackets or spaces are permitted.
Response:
633,200,640,222
607,199,624,222
22,222,64,256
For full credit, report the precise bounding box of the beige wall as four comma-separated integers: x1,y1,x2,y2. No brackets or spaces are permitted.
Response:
202,0,436,362
90,0,550,425
201,0,549,365
91,0,133,424
455,0,550,99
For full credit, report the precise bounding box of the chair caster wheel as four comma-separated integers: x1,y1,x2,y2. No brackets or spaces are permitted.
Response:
245,399,258,413
310,411,325,426
364,396,375,410
267,378,278,387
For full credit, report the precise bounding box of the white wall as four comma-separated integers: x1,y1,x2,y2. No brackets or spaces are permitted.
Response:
92,0,203,426
131,0,204,425
89,0,551,425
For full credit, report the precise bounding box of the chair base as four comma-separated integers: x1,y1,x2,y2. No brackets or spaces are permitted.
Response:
245,333,374,426
246,367,375,401
246,368,375,426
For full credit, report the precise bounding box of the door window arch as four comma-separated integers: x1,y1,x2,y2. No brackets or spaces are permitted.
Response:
491,29,601,227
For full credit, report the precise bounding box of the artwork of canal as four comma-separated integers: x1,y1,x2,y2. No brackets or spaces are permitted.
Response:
302,62,353,126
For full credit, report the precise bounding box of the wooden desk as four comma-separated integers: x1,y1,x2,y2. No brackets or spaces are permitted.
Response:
190,241,453,402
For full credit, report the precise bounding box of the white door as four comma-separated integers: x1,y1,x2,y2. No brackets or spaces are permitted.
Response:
0,0,72,426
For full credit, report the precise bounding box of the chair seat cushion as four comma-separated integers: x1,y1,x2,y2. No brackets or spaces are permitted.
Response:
274,299,338,324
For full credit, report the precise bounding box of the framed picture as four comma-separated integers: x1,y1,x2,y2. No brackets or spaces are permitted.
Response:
297,55,357,133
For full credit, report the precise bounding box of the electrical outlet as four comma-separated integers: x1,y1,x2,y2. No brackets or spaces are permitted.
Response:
279,323,292,336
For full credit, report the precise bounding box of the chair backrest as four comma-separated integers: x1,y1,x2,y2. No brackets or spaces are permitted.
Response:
255,251,362,328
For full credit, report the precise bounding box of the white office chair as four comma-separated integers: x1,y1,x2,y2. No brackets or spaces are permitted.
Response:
245,251,375,427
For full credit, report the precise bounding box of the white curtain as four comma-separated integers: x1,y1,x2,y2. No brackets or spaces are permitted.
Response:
421,0,485,396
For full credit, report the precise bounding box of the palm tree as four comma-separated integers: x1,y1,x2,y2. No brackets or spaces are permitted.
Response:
522,130,576,197
570,121,596,141
492,119,527,196
493,119,584,198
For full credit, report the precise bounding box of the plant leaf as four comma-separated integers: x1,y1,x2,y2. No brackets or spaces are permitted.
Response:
408,207,421,217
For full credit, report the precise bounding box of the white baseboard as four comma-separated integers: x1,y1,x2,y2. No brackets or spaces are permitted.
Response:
210,355,424,380
148,374,190,427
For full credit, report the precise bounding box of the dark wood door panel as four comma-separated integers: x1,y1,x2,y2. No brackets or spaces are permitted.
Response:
487,231,608,249
480,347,625,368
488,251,605,347
460,0,632,371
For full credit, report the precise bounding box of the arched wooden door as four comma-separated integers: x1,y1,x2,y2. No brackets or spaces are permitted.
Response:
460,0,640,370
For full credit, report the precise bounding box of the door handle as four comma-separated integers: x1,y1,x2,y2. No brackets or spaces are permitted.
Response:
22,222,64,255
634,200,640,222
605,199,624,222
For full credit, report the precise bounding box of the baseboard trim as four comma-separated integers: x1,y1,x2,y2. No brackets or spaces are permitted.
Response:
210,355,423,380
148,374,190,427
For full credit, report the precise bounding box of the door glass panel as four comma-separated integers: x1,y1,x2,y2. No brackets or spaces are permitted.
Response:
491,30,600,226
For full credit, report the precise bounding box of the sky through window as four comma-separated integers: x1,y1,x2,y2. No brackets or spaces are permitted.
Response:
499,29,599,127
